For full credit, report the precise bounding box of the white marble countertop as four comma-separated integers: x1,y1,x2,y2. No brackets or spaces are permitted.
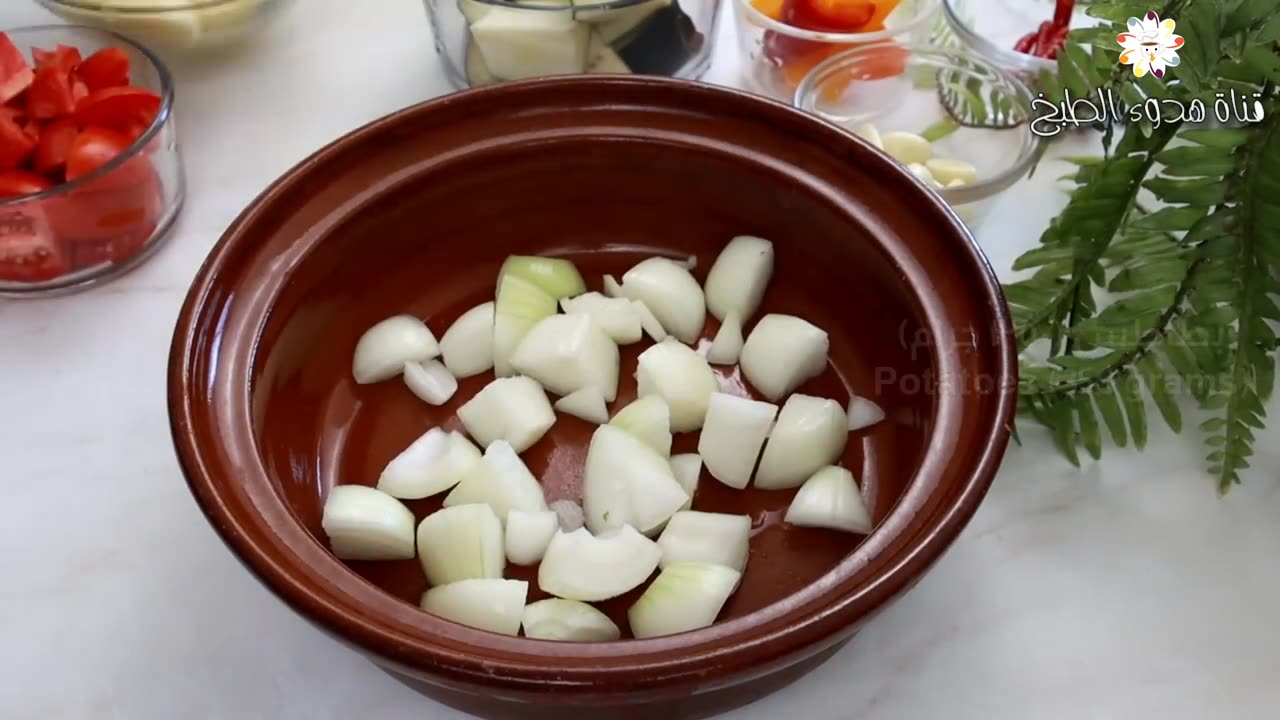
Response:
2,1,1278,718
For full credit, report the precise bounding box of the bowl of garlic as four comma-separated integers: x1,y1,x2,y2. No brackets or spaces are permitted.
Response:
794,42,1042,227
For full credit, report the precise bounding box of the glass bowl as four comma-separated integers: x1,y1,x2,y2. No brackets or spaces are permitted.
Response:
0,26,185,297
941,0,1101,78
32,0,293,52
730,0,940,101
794,43,1041,227
424,0,722,89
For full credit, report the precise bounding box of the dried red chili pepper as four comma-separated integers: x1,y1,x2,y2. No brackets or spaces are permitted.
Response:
1013,0,1075,59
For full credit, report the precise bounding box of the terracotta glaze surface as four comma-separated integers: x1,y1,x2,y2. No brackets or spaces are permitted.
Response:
169,76,1016,719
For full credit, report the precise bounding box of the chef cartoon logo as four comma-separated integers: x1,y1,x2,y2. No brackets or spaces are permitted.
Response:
1117,11,1185,79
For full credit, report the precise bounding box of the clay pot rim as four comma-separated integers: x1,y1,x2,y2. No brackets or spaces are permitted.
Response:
168,76,1015,693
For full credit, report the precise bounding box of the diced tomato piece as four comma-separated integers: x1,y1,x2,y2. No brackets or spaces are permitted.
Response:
32,45,82,74
0,33,34,105
751,0,787,20
27,65,78,120
74,86,161,136
49,152,163,267
65,125,134,181
849,42,909,80
785,0,876,32
76,47,131,91
72,77,89,103
0,169,54,198
863,0,898,31
0,205,68,282
0,113,36,171
33,118,79,176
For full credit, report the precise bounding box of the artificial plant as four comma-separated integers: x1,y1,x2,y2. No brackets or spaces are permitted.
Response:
1005,0,1280,491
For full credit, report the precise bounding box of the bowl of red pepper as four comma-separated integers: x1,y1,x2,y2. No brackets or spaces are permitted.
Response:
731,0,940,100
941,0,1098,77
0,26,183,295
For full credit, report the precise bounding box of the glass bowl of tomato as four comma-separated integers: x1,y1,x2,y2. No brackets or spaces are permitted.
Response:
33,0,293,52
794,42,1042,227
425,0,722,88
731,0,940,100
0,26,184,295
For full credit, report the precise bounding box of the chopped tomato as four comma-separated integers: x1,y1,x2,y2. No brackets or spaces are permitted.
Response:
0,33,34,105
863,0,899,31
65,126,134,181
785,0,876,32
751,0,787,20
76,47,131,91
27,65,78,120
32,45,82,74
0,169,54,198
33,119,79,176
0,113,36,171
0,208,68,282
74,86,161,136
50,153,162,266
766,34,909,94
72,78,89,103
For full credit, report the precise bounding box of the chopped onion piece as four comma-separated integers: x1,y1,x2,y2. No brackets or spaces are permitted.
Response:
539,526,661,601
440,301,495,378
635,341,718,432
550,499,585,532
603,274,625,298
847,396,886,431
499,255,587,300
633,300,667,342
417,504,505,585
554,387,609,424
505,509,560,565
511,314,620,402
561,292,643,344
628,562,741,639
784,466,872,534
621,258,706,344
377,429,483,500
698,392,777,489
444,440,549,518
321,486,416,560
522,598,621,641
608,395,672,457
583,425,689,534
353,315,440,384
656,511,751,572
682,255,698,270
754,394,848,490
703,236,774,322
493,274,558,377
739,314,829,401
420,579,528,636
457,376,556,453
670,453,702,511
706,311,745,366
404,360,458,405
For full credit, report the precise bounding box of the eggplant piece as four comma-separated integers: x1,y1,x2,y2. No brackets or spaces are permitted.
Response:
614,2,702,77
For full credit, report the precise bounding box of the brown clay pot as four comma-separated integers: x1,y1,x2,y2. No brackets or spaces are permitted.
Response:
169,76,1016,720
